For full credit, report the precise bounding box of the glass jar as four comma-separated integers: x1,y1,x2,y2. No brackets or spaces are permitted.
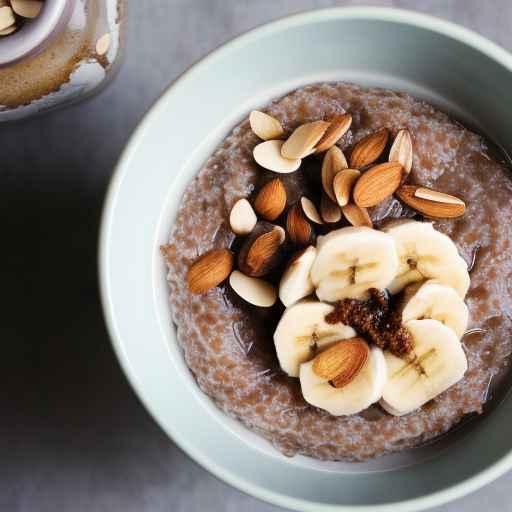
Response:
0,0,125,121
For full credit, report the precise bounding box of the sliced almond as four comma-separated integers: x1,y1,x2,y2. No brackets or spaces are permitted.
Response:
300,197,323,225
332,169,361,207
286,203,314,246
96,33,112,56
187,249,233,294
239,227,284,277
279,246,316,307
312,338,369,388
350,128,389,169
254,178,287,221
0,6,15,30
0,23,16,35
11,0,42,18
353,162,403,208
321,146,349,201
396,185,466,218
389,129,413,174
315,113,352,153
253,140,301,173
342,203,373,228
249,111,284,140
229,270,277,307
229,198,257,236
320,193,342,223
281,121,330,159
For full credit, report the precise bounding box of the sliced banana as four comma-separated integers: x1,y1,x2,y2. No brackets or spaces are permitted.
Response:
381,319,468,416
310,226,399,302
382,220,470,297
401,280,469,338
279,246,316,307
274,300,356,377
300,346,387,416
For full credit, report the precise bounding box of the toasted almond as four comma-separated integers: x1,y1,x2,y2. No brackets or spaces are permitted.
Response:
0,23,16,35
300,197,323,225
315,113,352,153
286,203,313,246
332,168,361,207
396,185,466,218
187,249,233,294
249,111,284,140
342,203,373,228
321,146,349,201
0,5,15,30
11,0,42,18
350,128,389,168
254,178,287,221
353,162,403,207
241,228,284,277
312,338,370,388
96,33,112,55
229,270,277,307
389,129,413,174
320,193,342,223
253,140,301,173
281,121,330,159
229,198,257,236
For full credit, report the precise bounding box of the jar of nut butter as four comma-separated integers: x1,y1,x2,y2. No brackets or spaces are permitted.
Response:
0,0,125,121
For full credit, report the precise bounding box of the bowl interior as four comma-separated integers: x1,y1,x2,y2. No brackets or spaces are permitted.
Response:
101,8,512,511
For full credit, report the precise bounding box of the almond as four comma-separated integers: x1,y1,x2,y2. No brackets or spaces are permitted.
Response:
321,146,348,201
253,140,301,173
300,197,323,225
389,129,413,174
350,128,389,168
281,121,330,159
0,6,15,30
396,185,466,218
249,110,284,140
320,193,342,223
353,162,403,207
333,168,361,207
286,203,314,246
96,33,112,56
254,178,287,221
187,249,233,294
315,113,352,153
229,198,257,235
239,227,284,277
342,203,373,228
229,270,277,307
11,0,42,18
312,338,369,388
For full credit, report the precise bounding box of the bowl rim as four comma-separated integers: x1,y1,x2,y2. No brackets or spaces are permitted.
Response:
99,6,512,511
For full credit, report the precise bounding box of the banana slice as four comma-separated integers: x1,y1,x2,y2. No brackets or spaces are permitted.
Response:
279,246,316,307
274,300,356,377
310,226,399,301
381,319,468,416
401,280,469,338
382,220,470,297
300,346,387,415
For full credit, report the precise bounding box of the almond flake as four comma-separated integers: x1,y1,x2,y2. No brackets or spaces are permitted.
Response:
315,113,352,153
96,33,112,56
253,140,301,173
321,146,348,201
320,193,342,223
389,129,413,174
229,270,277,307
414,187,465,205
0,5,15,30
11,0,42,18
0,23,16,35
249,111,284,140
229,198,257,236
342,203,373,228
350,128,389,168
281,121,330,159
332,168,360,207
353,162,403,207
254,178,287,221
300,197,323,225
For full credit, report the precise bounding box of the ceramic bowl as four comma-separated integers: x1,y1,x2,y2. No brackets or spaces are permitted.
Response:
100,7,512,511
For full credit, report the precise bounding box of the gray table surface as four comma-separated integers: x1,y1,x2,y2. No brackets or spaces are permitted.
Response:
2,1,512,511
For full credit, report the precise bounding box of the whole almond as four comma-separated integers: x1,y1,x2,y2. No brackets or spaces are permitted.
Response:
254,140,301,173
229,270,277,307
342,203,373,228
281,121,330,159
254,178,287,221
249,110,284,140
315,113,352,153
320,193,342,223
322,146,349,201
350,128,389,168
333,168,361,207
239,227,284,277
187,249,233,294
396,185,466,218
286,203,314,246
389,129,413,174
229,198,257,235
312,338,369,388
300,197,323,225
353,162,403,207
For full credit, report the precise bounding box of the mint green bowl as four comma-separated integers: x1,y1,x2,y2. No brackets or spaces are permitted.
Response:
100,7,512,511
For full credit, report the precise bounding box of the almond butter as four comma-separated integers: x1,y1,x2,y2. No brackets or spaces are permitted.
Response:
312,338,369,388
281,121,330,159
396,185,466,218
315,113,352,153
300,197,323,225
229,270,277,307
389,129,413,174
353,162,403,207
249,110,284,140
229,198,257,235
254,178,287,221
342,203,373,228
286,203,314,246
253,140,301,173
187,249,233,294
322,146,348,201
350,128,389,168
333,168,361,207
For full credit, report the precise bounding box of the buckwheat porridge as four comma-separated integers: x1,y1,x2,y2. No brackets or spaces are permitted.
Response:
161,82,512,461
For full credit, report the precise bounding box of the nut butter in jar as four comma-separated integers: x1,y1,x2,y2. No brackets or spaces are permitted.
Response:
0,0,125,121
